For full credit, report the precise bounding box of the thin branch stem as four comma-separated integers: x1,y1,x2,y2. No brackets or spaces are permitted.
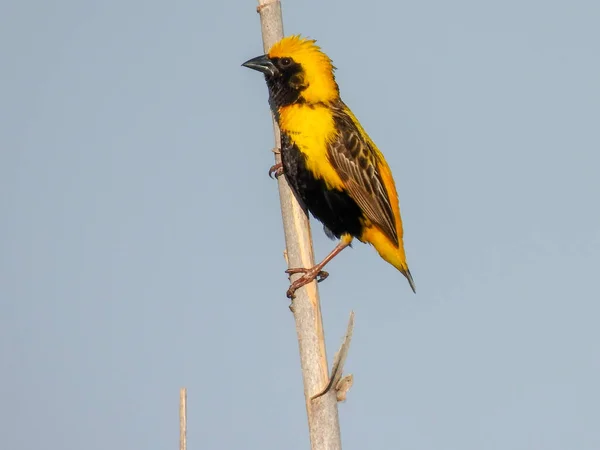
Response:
180,388,187,450
254,1,343,448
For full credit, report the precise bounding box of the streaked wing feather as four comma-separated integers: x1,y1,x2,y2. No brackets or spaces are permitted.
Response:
327,109,399,245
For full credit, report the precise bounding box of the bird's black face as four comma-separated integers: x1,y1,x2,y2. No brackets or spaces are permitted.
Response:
243,54,307,108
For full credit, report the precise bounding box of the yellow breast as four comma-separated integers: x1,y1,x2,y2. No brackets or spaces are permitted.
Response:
279,104,344,191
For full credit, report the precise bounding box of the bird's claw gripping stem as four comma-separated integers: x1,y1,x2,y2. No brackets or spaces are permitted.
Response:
268,163,284,179
285,267,330,299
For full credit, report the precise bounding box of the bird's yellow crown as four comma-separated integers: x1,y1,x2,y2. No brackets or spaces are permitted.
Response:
268,35,339,103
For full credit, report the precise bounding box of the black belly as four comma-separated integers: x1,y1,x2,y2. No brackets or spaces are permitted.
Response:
280,133,364,240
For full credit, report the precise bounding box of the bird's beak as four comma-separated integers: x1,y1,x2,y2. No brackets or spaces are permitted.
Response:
242,54,277,77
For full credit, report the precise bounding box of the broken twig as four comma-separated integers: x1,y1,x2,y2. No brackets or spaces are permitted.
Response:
312,311,355,401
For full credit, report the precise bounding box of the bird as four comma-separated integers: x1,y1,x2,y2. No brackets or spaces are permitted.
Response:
243,35,415,298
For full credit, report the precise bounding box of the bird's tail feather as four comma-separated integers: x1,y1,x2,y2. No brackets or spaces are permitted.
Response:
402,267,416,294
361,226,416,294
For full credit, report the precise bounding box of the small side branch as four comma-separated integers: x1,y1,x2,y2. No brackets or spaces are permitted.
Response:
180,388,187,450
335,375,354,402
312,311,355,401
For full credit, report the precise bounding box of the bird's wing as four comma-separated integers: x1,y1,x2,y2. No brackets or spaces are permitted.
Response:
328,107,399,246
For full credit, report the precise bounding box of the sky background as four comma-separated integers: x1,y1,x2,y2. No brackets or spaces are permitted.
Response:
1,0,599,449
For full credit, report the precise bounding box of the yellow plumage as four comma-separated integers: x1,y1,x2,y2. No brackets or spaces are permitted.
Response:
244,35,415,297
278,105,345,191
269,36,338,104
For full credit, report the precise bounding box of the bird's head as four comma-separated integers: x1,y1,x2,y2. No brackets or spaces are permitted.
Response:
242,35,339,107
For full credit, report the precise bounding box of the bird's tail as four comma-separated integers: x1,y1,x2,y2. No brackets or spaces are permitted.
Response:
401,267,417,294
362,227,416,293
388,256,417,294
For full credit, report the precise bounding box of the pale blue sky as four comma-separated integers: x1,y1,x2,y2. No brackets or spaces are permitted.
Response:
2,0,599,449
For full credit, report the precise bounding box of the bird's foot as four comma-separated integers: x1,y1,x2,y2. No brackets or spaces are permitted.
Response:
268,162,284,179
285,267,329,299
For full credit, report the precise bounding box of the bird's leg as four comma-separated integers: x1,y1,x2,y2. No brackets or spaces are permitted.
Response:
268,162,284,179
268,148,284,178
286,267,330,282
285,239,351,299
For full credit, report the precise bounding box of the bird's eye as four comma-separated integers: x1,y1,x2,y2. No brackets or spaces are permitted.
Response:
280,57,292,67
